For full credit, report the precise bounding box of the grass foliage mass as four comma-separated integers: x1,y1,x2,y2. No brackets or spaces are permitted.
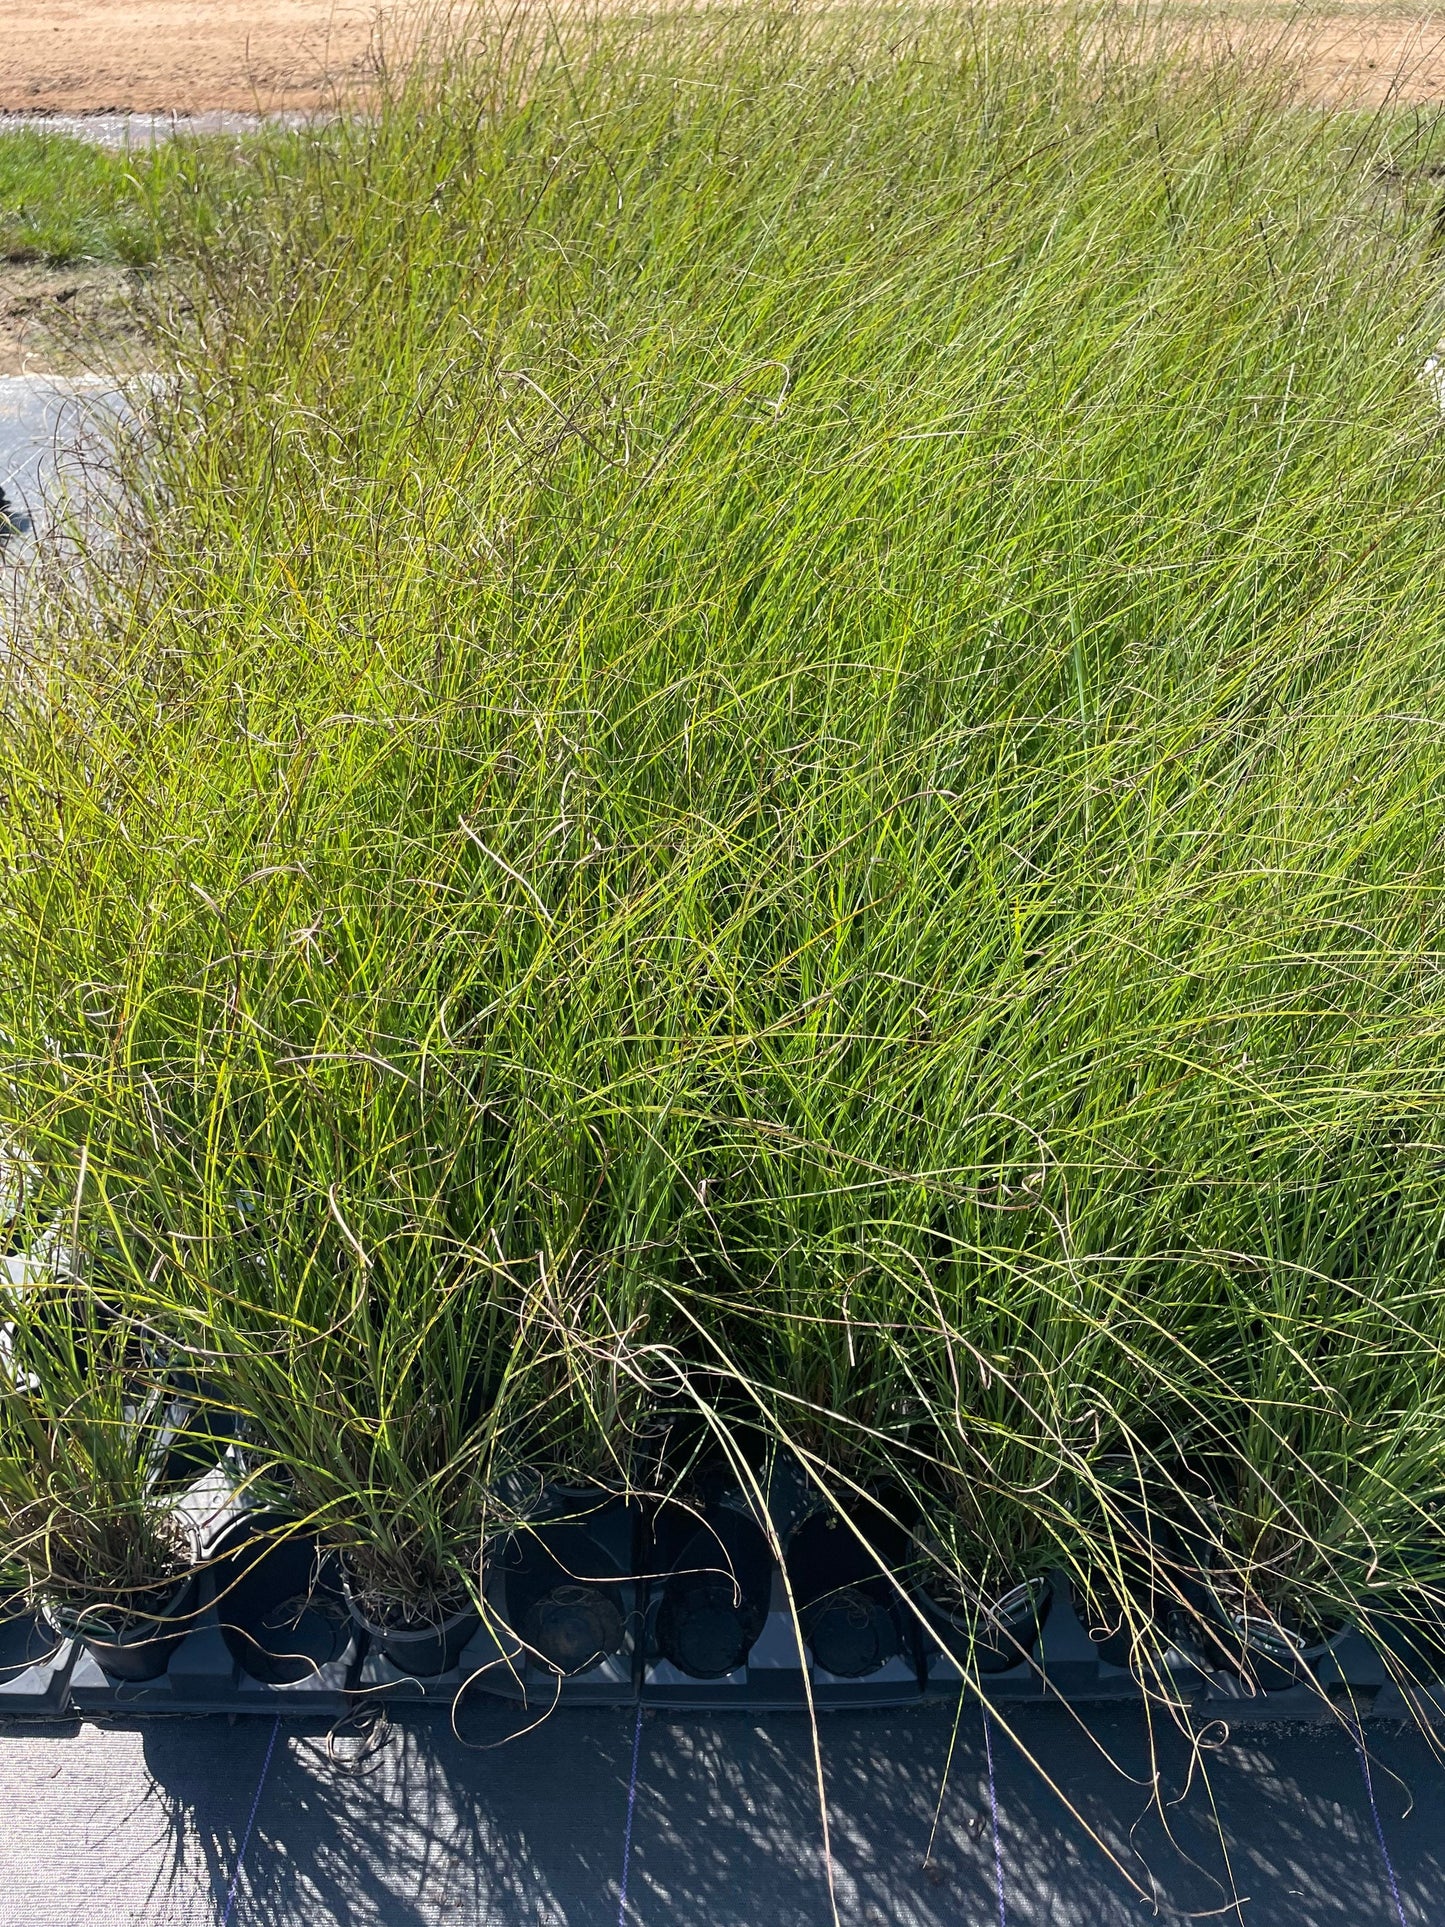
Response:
6,3,1445,1694
0,127,253,267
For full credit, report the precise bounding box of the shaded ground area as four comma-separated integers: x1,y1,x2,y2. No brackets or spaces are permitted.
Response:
0,1700,1440,1925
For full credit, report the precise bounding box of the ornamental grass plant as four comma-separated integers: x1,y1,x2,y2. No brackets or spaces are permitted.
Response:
0,1285,200,1635
3,1,1445,1669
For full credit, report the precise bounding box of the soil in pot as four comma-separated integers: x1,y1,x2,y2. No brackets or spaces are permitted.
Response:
786,1494,910,1679
211,1515,353,1686
916,1568,1052,1674
47,1571,200,1683
500,1518,630,1675
654,1501,773,1679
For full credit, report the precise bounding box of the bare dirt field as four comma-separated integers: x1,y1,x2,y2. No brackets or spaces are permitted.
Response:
0,1,388,116
3,2,1445,117
1262,6,1445,102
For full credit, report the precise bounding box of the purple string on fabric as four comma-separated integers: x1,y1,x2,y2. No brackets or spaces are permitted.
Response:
220,1713,281,1926
617,1705,645,1927
1354,1724,1409,1927
982,1706,1007,1927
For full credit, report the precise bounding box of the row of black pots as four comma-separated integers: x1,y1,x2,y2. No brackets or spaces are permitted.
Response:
70,1533,1277,1694
648,1486,1046,1682
214,1515,483,1683
1065,1528,1357,1696
28,1487,1445,1698
35,1520,465,1689
645,1485,1445,1697
34,1502,629,1690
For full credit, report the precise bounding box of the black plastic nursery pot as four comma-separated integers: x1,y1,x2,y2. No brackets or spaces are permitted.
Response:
210,1515,355,1687
342,1573,480,1681
348,1598,480,1679
45,1571,200,1683
1068,1538,1201,1683
1150,1487,1348,1692
151,1378,238,1490
651,1498,774,1679
1365,1592,1445,1687
915,1570,1052,1675
1070,1578,1153,1673
785,1494,912,1680
0,1599,59,1685
0,1596,71,1714
492,1488,637,1678
1175,1577,1348,1694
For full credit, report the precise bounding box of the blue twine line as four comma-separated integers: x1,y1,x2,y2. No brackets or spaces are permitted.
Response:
1354,1725,1409,1927
617,1704,644,1927
982,1705,1007,1927
220,1713,281,1926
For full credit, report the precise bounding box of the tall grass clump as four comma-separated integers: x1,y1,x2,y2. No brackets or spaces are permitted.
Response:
3,2,1445,1658
0,1281,202,1633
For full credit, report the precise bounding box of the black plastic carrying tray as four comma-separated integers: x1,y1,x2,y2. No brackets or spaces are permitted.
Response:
3,1492,1440,1726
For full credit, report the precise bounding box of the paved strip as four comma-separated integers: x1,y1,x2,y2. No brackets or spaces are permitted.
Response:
617,1706,644,1927
0,1703,1442,1925
0,375,113,522
0,112,316,147
982,1708,1007,1927
1354,1725,1414,1927
220,1715,280,1927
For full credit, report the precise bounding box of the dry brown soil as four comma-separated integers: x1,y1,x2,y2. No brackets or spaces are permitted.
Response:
1250,8,1445,103
0,1,387,115
6,2,1445,112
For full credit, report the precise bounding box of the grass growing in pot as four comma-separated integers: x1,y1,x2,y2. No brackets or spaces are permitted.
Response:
6,3,1445,1730
1173,1251,1445,1668
889,1254,1180,1669
0,1288,198,1643
110,1173,650,1631
212,1272,497,1629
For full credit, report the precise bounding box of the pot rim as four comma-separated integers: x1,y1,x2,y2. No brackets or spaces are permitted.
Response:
342,1578,478,1642
1217,1602,1349,1662
915,1569,1051,1631
491,1471,627,1526
1198,1578,1350,1661
42,1568,197,1645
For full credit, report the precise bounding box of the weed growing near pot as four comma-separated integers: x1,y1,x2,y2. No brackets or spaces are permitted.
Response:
4,3,1445,1654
